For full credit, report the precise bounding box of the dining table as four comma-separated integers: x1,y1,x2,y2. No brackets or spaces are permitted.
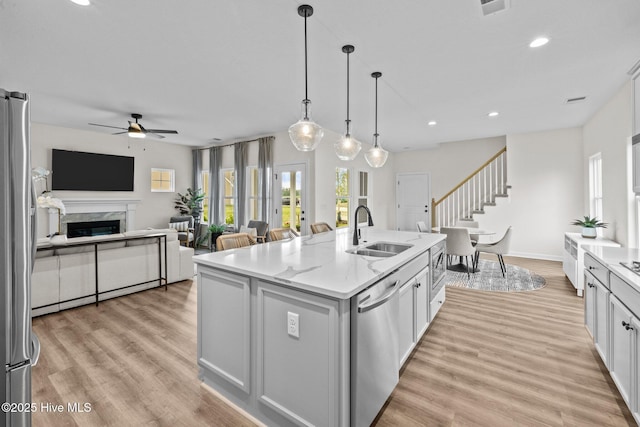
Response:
431,226,496,273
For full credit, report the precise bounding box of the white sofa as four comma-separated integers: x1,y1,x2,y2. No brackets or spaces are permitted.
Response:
32,228,194,316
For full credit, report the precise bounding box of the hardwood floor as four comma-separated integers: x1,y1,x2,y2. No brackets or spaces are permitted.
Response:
32,257,635,426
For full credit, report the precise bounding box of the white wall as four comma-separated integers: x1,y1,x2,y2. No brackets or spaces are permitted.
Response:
392,136,506,202
31,123,193,238
583,81,634,247
488,128,584,260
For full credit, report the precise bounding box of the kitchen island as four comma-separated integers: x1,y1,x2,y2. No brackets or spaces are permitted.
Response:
193,227,446,427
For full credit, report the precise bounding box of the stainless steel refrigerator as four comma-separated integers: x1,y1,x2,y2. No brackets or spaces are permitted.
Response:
1,89,40,427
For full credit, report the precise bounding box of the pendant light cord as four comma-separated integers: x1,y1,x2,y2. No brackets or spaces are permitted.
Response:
303,12,309,119
374,74,379,146
346,49,350,135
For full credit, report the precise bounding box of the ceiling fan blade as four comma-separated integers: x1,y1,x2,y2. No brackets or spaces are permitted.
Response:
146,129,178,134
89,123,127,130
148,133,166,139
112,131,127,135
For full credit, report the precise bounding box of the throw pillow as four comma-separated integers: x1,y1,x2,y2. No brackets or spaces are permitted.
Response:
169,221,189,232
240,226,257,237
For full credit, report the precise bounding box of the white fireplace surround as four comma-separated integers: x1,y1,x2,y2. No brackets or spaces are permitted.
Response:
47,198,140,237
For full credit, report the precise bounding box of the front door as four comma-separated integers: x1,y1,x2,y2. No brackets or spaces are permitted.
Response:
274,163,307,235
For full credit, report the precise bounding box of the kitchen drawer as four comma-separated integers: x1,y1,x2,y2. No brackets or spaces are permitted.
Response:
610,272,640,317
585,253,609,289
429,287,445,322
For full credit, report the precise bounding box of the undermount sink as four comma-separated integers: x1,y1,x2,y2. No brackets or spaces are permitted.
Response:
346,241,413,258
363,242,412,254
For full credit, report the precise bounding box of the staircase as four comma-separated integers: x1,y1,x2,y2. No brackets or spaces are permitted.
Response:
431,147,509,228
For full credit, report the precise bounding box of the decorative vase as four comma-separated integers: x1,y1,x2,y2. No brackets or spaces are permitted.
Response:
581,227,597,239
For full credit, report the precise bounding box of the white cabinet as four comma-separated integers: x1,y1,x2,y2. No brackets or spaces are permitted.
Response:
594,278,611,365
398,267,431,367
609,295,634,406
632,69,640,193
398,281,416,366
562,233,619,296
584,271,596,338
430,287,446,322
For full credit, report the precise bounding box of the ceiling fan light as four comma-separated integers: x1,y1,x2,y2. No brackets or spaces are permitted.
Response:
334,134,361,161
128,131,146,139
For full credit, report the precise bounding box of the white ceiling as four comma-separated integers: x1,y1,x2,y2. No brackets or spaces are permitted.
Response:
2,0,640,151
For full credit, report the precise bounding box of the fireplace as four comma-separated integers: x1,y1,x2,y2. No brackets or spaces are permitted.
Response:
46,198,140,237
67,220,120,238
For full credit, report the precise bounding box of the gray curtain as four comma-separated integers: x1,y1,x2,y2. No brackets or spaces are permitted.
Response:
192,149,202,192
234,142,248,229
258,136,274,225
209,146,222,225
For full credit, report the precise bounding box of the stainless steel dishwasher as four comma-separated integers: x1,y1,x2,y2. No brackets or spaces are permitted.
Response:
351,252,430,426
351,272,401,427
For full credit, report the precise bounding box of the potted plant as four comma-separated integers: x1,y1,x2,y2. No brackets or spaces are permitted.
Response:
571,216,607,239
175,188,206,245
196,223,227,251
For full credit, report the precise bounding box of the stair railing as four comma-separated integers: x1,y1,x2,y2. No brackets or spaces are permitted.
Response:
432,147,507,228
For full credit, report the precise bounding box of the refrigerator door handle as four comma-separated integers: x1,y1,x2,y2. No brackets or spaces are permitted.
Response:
31,332,40,366
30,180,37,273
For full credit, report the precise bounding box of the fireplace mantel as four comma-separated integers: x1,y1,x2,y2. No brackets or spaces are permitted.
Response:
48,198,141,236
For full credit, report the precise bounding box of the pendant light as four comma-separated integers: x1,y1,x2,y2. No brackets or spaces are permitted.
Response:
289,4,324,152
365,72,388,168
334,45,361,161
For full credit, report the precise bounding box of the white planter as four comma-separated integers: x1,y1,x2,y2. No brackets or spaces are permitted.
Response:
581,227,597,239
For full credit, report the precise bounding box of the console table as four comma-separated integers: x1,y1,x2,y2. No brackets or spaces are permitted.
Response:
35,233,167,311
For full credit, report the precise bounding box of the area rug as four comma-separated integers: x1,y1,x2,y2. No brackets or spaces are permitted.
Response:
444,259,546,292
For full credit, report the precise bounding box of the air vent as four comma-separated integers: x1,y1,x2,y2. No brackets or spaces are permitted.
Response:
480,0,509,16
566,96,587,104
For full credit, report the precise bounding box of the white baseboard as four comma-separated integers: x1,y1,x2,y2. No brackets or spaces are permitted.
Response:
506,251,563,262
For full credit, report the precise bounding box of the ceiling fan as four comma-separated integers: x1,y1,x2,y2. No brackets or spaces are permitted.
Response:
89,113,178,139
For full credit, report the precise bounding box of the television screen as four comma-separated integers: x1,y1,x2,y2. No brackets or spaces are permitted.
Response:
51,149,135,191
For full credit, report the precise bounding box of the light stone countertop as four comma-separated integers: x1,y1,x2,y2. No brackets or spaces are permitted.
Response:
193,227,445,299
584,245,640,291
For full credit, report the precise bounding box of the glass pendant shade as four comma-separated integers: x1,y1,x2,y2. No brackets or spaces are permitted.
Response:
365,71,388,168
365,138,388,168
335,134,361,161
289,100,324,151
290,4,323,152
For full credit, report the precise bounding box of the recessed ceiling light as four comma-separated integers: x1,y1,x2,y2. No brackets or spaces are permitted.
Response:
488,111,499,117
529,37,549,48
70,0,90,5
428,121,437,126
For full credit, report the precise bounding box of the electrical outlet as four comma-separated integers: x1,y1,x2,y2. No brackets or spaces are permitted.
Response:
287,312,299,338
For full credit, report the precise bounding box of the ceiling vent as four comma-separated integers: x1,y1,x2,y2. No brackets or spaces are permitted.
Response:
566,96,587,104
480,0,509,16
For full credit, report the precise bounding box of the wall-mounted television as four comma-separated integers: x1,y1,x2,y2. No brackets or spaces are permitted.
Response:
51,149,135,191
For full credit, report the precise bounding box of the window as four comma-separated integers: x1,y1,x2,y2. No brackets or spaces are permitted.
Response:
247,167,259,221
150,168,174,192
201,171,210,223
356,171,370,225
589,153,603,221
336,167,350,228
223,169,235,225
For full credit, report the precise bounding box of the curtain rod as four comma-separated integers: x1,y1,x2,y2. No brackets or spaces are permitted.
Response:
196,136,273,151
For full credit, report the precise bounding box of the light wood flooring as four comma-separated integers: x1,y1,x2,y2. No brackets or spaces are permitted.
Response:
32,256,636,426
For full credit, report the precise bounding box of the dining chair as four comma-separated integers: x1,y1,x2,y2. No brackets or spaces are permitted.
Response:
473,226,512,277
416,221,429,232
269,228,300,241
247,220,268,243
216,232,257,251
455,219,479,245
310,222,333,234
441,227,476,278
